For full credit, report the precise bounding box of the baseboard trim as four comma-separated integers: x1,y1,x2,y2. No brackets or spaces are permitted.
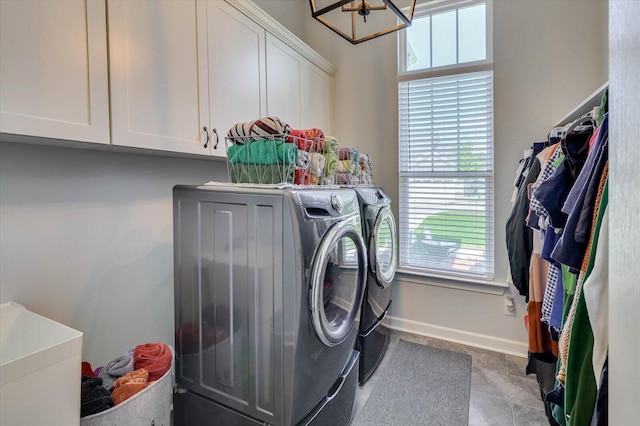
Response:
385,315,528,358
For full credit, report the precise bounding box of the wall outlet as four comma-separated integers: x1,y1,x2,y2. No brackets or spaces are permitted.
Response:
504,296,516,316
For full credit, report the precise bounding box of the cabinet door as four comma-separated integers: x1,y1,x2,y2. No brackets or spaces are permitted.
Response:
301,60,334,134
207,1,266,157
0,0,109,144
265,33,302,129
108,0,210,156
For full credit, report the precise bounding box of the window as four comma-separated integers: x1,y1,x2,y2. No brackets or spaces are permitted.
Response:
398,0,494,280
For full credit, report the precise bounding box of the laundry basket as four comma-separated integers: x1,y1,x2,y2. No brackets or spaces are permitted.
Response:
80,346,174,426
225,133,339,186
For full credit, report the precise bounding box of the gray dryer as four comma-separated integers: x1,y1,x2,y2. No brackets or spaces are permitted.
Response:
352,186,397,385
172,184,368,426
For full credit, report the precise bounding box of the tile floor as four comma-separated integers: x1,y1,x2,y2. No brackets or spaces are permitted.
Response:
352,330,550,426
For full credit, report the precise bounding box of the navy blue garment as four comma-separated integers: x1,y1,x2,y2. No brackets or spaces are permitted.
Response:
591,355,608,426
533,161,570,230
562,124,594,184
552,115,608,271
545,384,565,408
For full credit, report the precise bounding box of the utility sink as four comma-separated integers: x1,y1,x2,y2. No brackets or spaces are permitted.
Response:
1,302,83,426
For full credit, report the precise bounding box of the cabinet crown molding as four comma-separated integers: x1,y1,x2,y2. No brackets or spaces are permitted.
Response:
225,0,337,76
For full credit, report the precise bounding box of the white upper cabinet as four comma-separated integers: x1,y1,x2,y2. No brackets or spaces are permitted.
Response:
301,60,333,134
0,0,110,144
265,32,334,134
206,1,266,155
108,0,266,157
266,33,302,129
0,0,333,157
107,0,211,156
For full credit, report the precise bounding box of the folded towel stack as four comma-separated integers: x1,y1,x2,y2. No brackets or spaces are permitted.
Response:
230,163,293,184
227,139,298,165
227,116,291,144
333,145,362,185
359,153,374,185
287,129,307,146
226,138,298,184
304,128,325,152
225,119,345,185
309,152,326,176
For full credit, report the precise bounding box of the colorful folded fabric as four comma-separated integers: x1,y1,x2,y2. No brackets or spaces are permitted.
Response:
134,343,172,382
325,136,340,154
294,169,310,185
287,129,307,146
82,361,96,378
304,128,325,152
81,376,113,417
98,352,135,390
335,171,359,185
310,173,320,185
229,163,293,184
309,153,326,176
337,160,354,173
112,369,149,406
227,116,291,143
296,150,310,169
227,140,298,165
305,128,324,142
338,146,355,160
352,161,362,177
324,151,339,176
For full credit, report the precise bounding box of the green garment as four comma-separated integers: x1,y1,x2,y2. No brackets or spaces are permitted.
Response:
562,265,578,298
229,163,293,184
564,179,608,426
324,151,338,176
228,139,298,165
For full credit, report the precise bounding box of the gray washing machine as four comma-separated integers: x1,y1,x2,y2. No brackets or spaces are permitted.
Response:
172,184,367,426
352,187,397,385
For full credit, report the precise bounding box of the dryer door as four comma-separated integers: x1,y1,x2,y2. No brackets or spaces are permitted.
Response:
310,219,367,347
369,205,397,289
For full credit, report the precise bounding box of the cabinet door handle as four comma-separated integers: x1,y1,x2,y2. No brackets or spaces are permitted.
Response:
203,126,210,148
212,128,219,149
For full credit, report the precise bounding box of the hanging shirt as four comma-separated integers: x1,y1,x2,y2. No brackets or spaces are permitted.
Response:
506,155,542,298
552,115,608,272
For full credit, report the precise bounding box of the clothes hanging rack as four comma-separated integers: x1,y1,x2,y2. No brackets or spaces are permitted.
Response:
554,81,609,127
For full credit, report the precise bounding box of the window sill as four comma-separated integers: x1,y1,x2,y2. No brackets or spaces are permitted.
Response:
395,268,509,296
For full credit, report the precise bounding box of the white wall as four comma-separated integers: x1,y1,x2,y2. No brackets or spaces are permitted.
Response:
257,0,608,352
0,140,227,365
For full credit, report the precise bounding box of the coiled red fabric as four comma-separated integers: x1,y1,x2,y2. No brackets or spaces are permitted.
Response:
133,343,172,382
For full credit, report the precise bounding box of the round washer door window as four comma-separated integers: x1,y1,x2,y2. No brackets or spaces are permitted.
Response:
369,206,397,288
310,220,367,347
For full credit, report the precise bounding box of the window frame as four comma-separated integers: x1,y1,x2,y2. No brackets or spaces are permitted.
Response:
396,0,497,283
398,0,493,79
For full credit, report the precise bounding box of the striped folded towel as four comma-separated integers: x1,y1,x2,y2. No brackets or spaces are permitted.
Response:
227,117,291,143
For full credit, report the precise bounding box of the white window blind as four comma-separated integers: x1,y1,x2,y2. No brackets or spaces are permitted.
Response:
398,70,494,278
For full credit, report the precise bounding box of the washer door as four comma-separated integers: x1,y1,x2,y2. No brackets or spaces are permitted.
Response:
310,219,367,347
369,205,397,289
